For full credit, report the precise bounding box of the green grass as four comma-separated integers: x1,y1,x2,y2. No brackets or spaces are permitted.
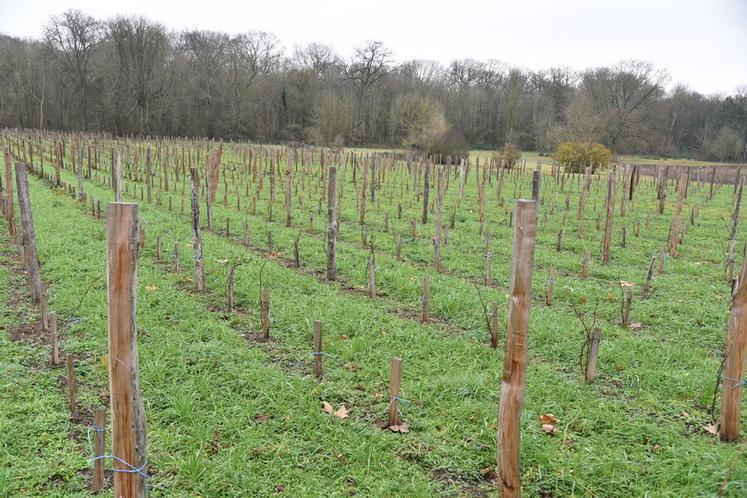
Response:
0,139,746,496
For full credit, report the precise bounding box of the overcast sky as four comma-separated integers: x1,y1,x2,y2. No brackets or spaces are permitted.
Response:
1,0,745,95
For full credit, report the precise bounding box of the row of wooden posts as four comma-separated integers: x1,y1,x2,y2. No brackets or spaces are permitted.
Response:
4,134,747,496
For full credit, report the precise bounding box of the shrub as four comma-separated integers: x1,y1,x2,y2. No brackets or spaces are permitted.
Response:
554,141,612,172
497,144,522,169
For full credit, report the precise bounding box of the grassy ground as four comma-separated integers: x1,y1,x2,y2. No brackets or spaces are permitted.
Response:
1,139,746,496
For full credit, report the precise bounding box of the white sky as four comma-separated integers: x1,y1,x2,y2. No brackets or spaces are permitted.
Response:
1,0,745,95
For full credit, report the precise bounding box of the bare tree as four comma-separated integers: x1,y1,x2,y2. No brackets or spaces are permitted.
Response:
44,10,104,129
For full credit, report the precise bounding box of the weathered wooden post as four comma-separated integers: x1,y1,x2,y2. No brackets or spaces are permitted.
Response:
368,252,376,299
92,407,106,492
669,174,688,257
107,202,147,498
422,158,431,224
581,251,590,279
490,302,499,348
76,146,85,201
643,254,656,296
602,173,616,263
261,289,270,339
622,288,633,328
585,327,602,383
49,311,59,366
190,168,205,291
4,146,15,235
422,275,430,323
226,266,235,313
720,253,747,441
66,353,76,413
498,199,537,498
327,166,337,281
15,163,43,304
112,150,122,202
388,357,402,427
313,320,323,380
434,167,444,272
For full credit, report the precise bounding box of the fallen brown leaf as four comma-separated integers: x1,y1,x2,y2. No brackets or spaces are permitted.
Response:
541,424,557,435
321,401,349,419
539,413,559,424
388,423,410,433
704,423,718,435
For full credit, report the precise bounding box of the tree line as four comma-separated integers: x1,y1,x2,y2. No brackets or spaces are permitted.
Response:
0,9,745,161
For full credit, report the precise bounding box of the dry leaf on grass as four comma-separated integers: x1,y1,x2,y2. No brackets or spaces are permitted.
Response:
321,401,349,419
541,424,557,435
704,423,718,435
620,280,636,288
539,413,559,424
145,285,157,291
628,322,643,331
387,423,410,433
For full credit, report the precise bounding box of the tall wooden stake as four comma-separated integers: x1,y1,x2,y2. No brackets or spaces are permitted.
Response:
190,168,205,291
602,173,616,263
107,203,148,498
388,357,402,426
15,163,43,304
498,200,537,498
720,252,747,441
327,166,337,280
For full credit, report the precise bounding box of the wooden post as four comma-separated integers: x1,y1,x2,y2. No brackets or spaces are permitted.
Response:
498,200,537,498
368,253,376,299
422,275,430,323
485,252,493,286
643,254,656,296
531,170,540,201
622,289,633,328
285,155,292,227
602,173,616,264
155,235,161,262
107,203,148,498
490,302,499,348
77,146,85,201
49,311,59,366
3,146,14,235
261,289,270,339
226,266,235,313
66,353,76,414
313,320,323,380
92,407,106,493
388,357,402,426
190,168,205,291
395,235,402,261
174,243,180,273
422,159,430,224
15,163,43,304
145,148,152,203
669,174,688,257
720,253,747,441
359,158,368,225
585,327,601,383
112,150,122,202
327,166,337,281
434,167,444,272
